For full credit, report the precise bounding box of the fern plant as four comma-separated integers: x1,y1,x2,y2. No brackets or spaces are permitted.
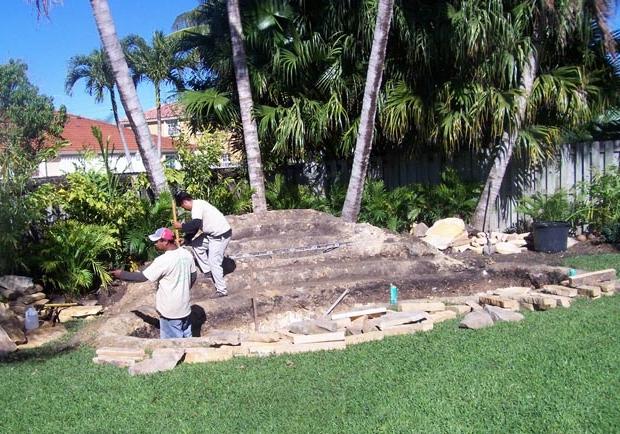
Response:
516,190,573,223
38,221,119,296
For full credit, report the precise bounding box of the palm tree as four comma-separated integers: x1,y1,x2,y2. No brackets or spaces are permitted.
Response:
468,0,617,229
226,0,267,212
341,0,395,222
65,48,134,171
125,31,187,157
88,0,168,195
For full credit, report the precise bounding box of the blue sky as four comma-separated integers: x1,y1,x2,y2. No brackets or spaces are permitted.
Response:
1,0,198,122
2,1,619,123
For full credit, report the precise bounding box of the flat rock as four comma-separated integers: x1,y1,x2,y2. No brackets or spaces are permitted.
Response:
484,305,524,323
239,332,281,343
520,295,557,310
576,285,602,298
410,222,429,237
478,295,520,311
428,310,457,323
96,347,146,359
128,348,185,376
21,292,46,305
288,318,338,335
459,311,494,329
446,304,471,315
377,311,428,329
423,218,467,250
465,300,483,311
398,301,445,313
569,269,617,287
58,306,103,322
0,308,26,344
0,275,33,293
19,325,68,349
0,325,17,355
184,347,233,363
495,242,523,255
541,285,577,298
493,286,531,298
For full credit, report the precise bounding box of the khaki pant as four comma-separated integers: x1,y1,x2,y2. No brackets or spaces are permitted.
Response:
190,232,231,293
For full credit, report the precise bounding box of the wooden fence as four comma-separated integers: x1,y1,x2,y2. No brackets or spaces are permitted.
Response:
310,140,620,231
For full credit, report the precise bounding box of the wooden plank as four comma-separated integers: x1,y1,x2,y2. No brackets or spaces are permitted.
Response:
569,269,616,286
292,331,345,345
331,307,387,321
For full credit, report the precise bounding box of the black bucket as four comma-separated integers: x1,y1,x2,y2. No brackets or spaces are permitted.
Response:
532,221,570,253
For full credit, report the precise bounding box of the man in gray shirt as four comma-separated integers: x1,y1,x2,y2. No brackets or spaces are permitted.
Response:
173,191,232,297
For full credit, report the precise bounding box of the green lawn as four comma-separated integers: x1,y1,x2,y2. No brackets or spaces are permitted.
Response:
2,293,619,433
564,253,620,275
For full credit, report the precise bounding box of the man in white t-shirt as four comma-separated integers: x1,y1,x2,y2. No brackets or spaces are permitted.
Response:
173,191,232,297
111,227,197,339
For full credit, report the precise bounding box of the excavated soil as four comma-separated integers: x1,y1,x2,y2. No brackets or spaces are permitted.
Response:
86,210,616,344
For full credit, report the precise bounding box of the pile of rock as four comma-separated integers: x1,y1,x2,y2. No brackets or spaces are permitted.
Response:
0,275,103,355
412,218,530,254
93,268,618,375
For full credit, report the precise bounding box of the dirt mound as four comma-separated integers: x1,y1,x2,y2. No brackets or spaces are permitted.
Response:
91,210,575,345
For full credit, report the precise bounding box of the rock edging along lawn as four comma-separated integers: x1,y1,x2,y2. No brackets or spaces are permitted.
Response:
92,271,618,375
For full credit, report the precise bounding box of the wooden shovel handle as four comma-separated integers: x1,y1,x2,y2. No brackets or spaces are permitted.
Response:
171,199,181,247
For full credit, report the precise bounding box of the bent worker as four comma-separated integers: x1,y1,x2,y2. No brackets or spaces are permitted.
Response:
173,191,232,297
111,227,196,339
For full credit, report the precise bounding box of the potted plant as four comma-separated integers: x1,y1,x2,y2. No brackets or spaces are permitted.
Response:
516,190,573,253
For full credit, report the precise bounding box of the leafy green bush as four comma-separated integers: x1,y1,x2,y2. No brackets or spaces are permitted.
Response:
37,221,118,296
516,190,574,222
574,168,620,236
418,168,482,223
266,174,330,211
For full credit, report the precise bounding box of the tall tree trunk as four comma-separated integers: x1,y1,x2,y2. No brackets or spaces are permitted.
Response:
227,0,267,213
341,0,394,222
109,88,133,172
470,51,538,230
90,0,167,194
155,83,162,158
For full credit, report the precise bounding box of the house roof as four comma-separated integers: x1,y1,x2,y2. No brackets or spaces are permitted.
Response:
57,114,175,154
124,102,183,123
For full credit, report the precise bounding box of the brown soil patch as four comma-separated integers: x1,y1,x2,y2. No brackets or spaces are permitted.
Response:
85,211,617,344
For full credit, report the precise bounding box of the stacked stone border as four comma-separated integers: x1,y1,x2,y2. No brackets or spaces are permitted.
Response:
93,268,618,376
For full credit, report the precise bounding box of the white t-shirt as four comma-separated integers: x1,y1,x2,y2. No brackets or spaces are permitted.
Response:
142,247,196,319
191,199,231,236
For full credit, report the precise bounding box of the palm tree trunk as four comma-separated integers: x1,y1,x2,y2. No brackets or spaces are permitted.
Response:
89,0,167,195
470,51,538,230
155,84,162,158
227,0,267,213
341,0,394,222
109,88,133,172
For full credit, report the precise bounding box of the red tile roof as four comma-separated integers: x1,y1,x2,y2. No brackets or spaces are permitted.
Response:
142,103,182,121
56,114,175,154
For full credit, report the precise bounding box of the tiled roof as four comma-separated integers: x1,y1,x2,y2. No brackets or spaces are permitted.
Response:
141,103,182,121
55,114,175,154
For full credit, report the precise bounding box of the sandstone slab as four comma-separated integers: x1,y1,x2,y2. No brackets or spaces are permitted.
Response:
0,275,33,293
484,305,524,323
520,295,557,310
0,325,17,355
345,331,384,345
446,304,471,315
576,285,602,298
382,321,433,337
569,269,616,287
493,287,531,298
19,325,68,349
398,301,445,313
478,295,519,311
184,347,233,363
128,348,185,376
428,310,457,323
377,311,428,329
495,242,523,255
459,311,494,329
58,306,103,322
423,218,467,250
541,285,577,298
293,331,345,345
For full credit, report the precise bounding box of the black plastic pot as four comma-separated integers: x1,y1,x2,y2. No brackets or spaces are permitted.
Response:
532,221,570,253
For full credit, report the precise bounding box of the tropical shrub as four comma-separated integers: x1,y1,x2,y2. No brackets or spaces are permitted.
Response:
516,190,574,223
266,174,330,211
574,168,620,237
37,221,118,296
